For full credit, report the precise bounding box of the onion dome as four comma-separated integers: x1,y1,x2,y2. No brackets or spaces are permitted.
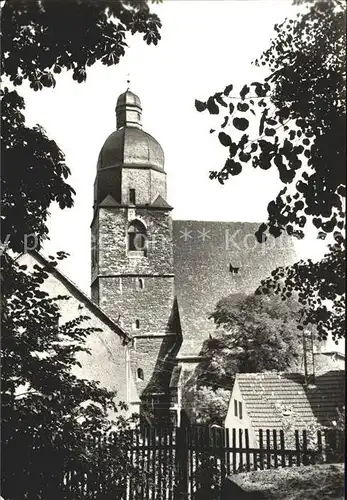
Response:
97,90,165,173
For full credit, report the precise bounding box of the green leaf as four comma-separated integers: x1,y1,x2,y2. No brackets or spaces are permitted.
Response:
259,108,268,135
207,97,219,115
229,142,238,158
224,159,242,176
224,84,233,96
240,85,250,100
195,99,207,112
221,116,229,128
214,93,227,107
251,82,268,97
237,102,249,112
218,132,231,147
232,117,249,131
239,151,251,163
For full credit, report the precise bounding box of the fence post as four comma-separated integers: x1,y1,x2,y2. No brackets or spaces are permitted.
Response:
259,430,264,470
232,429,237,473
295,430,301,466
245,429,251,472
175,426,189,500
302,430,308,465
272,430,278,469
279,430,286,468
266,429,271,469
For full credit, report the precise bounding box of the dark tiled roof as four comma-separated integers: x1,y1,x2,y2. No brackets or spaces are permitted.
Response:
172,220,297,356
149,194,173,210
99,194,120,207
237,371,345,430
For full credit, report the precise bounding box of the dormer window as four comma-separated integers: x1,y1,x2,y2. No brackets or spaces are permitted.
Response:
229,264,240,274
129,188,136,205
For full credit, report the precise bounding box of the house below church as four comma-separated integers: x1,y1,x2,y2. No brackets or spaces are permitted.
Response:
225,370,345,447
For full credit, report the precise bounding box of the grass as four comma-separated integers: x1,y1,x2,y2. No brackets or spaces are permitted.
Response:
229,463,345,500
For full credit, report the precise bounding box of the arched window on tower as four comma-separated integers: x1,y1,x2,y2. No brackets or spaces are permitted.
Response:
128,220,147,256
137,368,144,381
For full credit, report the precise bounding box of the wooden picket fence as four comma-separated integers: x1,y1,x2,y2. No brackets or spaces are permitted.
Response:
62,425,344,500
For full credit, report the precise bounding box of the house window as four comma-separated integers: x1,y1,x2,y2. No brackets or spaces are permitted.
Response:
128,220,147,254
229,264,240,274
129,188,136,205
239,401,243,420
234,399,238,417
137,368,144,381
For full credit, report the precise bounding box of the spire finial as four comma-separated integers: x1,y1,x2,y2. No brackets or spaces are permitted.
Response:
126,72,131,91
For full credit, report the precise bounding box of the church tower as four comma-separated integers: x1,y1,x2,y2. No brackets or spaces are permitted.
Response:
91,90,180,422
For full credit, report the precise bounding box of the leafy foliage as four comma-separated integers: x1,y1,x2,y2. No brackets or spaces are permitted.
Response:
259,233,345,342
1,0,161,89
1,0,161,252
1,2,162,495
196,0,346,341
1,252,138,499
183,386,230,426
183,293,305,424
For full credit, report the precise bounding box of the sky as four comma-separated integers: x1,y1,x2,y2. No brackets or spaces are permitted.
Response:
17,0,332,295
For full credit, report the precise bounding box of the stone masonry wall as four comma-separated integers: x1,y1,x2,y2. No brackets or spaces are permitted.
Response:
99,276,175,334
121,169,150,205
150,169,167,201
92,200,178,408
98,207,174,276
130,336,176,397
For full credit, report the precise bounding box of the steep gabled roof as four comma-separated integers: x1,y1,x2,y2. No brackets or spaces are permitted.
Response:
29,251,130,343
172,220,297,356
236,370,345,430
